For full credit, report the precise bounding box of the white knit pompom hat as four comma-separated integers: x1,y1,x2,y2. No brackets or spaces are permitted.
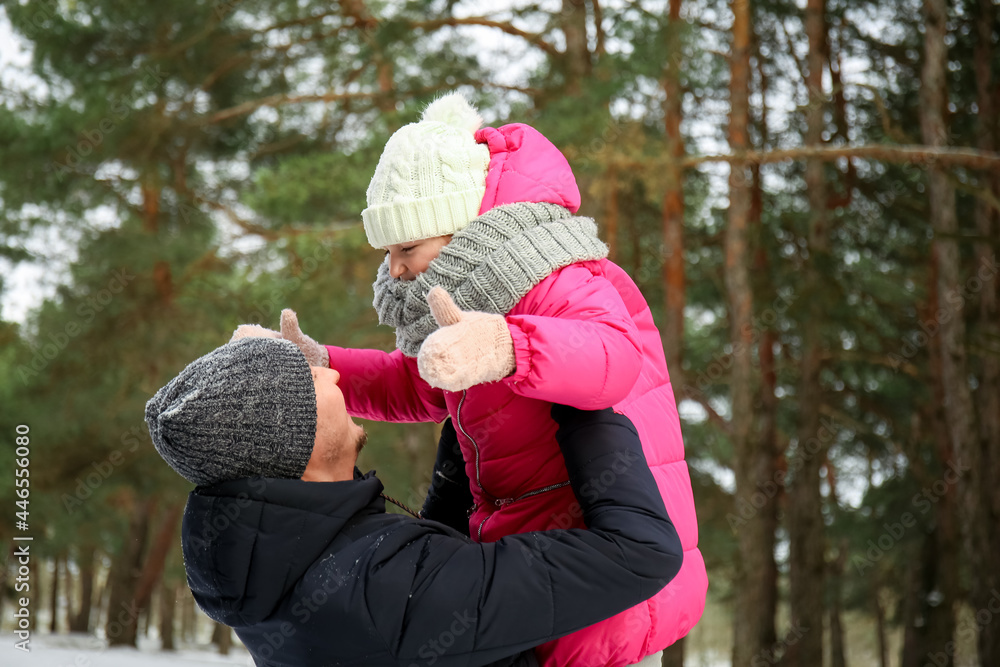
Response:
362,93,491,249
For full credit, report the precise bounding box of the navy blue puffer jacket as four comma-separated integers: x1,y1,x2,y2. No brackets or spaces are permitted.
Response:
181,406,683,666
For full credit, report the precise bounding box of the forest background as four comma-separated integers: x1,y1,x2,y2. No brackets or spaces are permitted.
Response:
0,1,998,666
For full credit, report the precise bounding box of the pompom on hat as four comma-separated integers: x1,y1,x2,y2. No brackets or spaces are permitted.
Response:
363,93,491,249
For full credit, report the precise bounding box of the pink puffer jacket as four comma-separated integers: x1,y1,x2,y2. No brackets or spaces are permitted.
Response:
326,121,707,666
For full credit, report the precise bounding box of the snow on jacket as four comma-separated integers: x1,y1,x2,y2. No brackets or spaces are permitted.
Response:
326,122,707,667
181,407,684,667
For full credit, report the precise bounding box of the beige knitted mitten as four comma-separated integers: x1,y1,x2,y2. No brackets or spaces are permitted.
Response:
417,287,516,391
230,324,282,342
280,309,330,368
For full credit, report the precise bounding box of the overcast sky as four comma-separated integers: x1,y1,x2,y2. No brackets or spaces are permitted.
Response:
0,7,53,326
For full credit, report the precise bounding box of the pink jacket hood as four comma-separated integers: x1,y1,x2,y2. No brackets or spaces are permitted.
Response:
476,123,581,215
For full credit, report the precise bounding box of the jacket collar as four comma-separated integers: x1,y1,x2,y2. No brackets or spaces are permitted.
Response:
183,469,388,627
194,468,384,518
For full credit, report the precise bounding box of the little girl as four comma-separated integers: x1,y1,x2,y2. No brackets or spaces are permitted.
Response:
278,94,706,667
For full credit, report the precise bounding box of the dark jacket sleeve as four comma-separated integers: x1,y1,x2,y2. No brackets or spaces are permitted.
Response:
419,418,473,536
364,406,683,667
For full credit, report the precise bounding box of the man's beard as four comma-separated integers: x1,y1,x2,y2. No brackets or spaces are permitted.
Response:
320,428,367,463
354,429,368,455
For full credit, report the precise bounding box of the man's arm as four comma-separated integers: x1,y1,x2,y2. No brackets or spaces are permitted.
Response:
365,407,683,666
419,418,473,535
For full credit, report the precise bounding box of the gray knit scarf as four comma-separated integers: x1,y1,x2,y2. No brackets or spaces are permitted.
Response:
373,202,609,357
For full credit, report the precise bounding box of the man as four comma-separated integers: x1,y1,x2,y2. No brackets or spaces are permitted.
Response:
146,336,683,666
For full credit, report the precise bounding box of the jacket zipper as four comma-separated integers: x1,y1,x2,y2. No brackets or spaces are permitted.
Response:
456,390,494,502
456,390,499,542
456,389,572,540
494,481,571,508
477,481,572,541
477,514,490,541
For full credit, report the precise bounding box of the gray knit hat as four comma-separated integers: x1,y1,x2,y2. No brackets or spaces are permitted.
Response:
145,337,317,486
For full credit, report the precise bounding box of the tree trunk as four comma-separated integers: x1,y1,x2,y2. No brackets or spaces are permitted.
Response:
212,621,233,655
560,0,591,95
63,553,74,632
920,0,977,573
786,2,828,666
829,590,845,667
926,499,960,666
867,459,887,667
339,0,393,111
70,546,95,633
604,164,619,262
94,562,111,634
662,0,686,376
903,266,960,667
750,19,780,659
972,1,1000,664
590,0,605,57
874,590,888,667
727,3,778,667
726,0,753,504
829,537,847,667
49,556,60,633
106,497,154,646
139,176,173,308
824,22,855,209
901,510,958,667
159,582,177,651
181,586,196,642
122,502,184,646
827,472,847,667
661,639,684,667
921,1,974,662
628,204,643,280
900,551,922,667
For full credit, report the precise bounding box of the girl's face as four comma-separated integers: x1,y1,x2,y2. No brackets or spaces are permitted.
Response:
385,235,452,281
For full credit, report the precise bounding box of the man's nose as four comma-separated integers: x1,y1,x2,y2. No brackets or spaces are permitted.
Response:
329,368,341,383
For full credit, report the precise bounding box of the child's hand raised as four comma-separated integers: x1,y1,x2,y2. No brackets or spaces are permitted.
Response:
228,312,330,369
230,324,281,342
417,287,515,392
280,309,330,368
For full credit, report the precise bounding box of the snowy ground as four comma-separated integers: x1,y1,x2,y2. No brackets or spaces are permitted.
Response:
1,632,737,667
1,633,254,667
